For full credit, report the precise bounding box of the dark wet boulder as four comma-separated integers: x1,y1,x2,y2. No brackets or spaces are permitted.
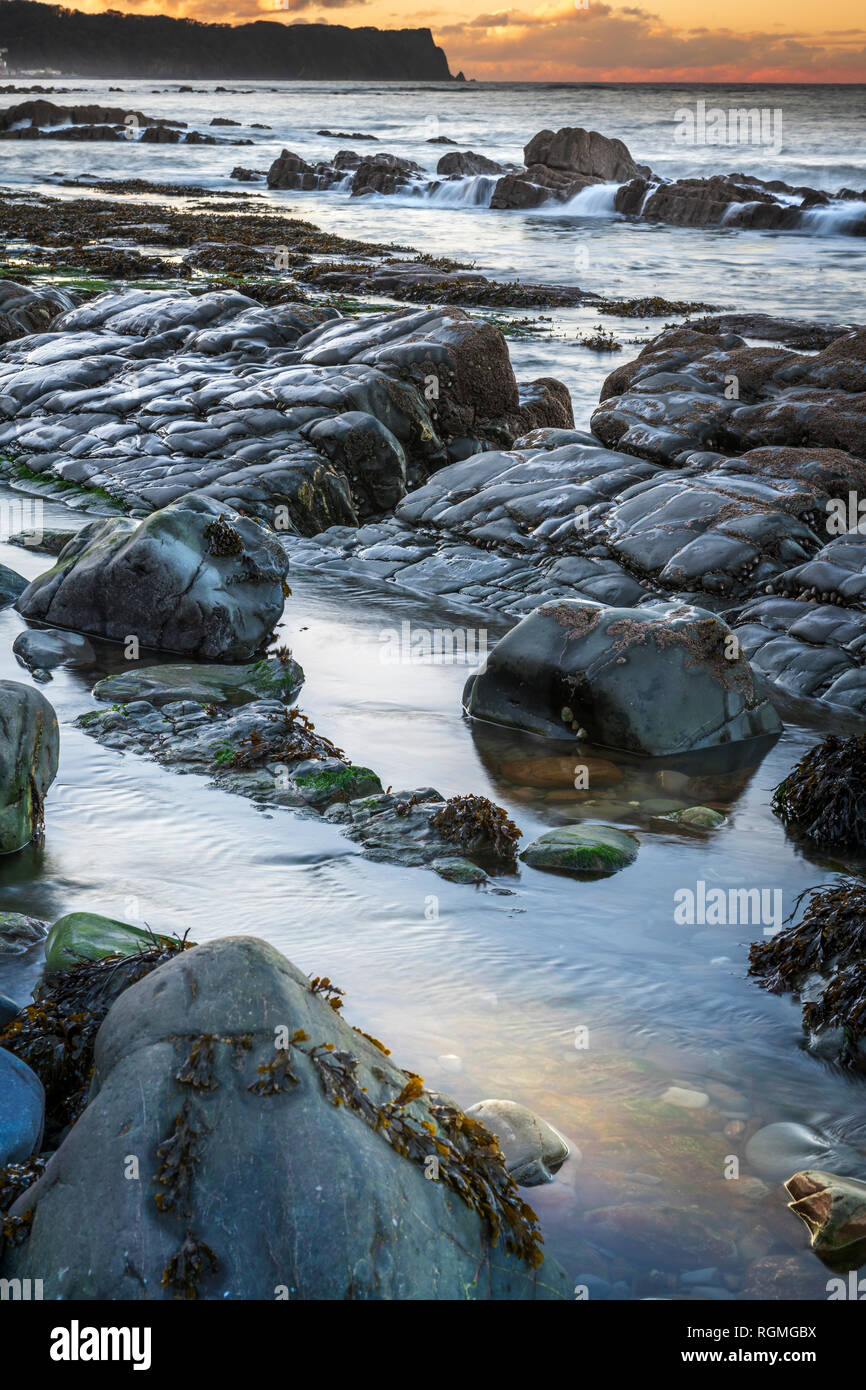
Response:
350,153,421,197
0,280,76,344
0,937,570,1299
0,681,59,852
0,293,565,524
523,126,647,183
462,599,781,756
16,494,289,662
0,1048,44,1166
13,627,95,674
436,150,505,177
491,126,649,209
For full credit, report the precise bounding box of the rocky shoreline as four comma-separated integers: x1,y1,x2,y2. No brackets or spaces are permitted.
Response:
0,164,866,1300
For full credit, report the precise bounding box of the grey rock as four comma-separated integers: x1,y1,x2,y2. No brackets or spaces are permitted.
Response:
465,1099,571,1185
1,936,569,1299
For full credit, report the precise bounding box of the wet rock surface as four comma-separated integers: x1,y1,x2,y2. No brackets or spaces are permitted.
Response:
0,292,570,524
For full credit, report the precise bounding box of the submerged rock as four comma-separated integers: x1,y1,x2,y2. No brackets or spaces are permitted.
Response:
465,1099,570,1185
92,653,304,708
13,627,95,673
462,599,781,755
0,681,59,852
16,494,289,662
520,824,638,877
0,937,570,1299
0,564,28,608
0,1047,44,1166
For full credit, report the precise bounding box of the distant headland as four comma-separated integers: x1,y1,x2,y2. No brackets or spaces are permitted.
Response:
0,0,454,81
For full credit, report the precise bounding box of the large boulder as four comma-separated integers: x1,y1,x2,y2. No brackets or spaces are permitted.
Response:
491,127,649,209
1,937,570,1299
16,494,289,662
0,681,59,851
462,599,781,755
436,150,505,177
523,127,646,182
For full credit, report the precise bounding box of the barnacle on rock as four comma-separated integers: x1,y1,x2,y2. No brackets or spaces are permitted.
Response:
772,734,866,850
430,794,521,866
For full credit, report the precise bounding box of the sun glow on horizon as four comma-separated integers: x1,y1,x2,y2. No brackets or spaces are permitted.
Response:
38,0,866,81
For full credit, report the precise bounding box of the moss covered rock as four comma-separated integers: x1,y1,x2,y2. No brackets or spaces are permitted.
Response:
520,823,638,876
44,913,167,973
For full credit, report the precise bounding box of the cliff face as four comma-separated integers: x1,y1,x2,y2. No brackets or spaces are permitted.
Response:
0,2,453,81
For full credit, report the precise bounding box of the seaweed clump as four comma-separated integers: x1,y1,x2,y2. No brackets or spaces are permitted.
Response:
307,1044,543,1268
204,515,244,558
221,707,345,770
772,734,866,850
749,879,866,1067
0,936,190,1144
430,794,521,866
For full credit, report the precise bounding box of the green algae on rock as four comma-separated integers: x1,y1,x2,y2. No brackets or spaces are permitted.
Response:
520,823,638,877
44,912,173,972
662,805,726,829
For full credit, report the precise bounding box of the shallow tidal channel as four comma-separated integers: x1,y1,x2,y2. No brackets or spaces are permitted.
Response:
0,484,863,1299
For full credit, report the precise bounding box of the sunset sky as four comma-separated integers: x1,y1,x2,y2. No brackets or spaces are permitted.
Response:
64,0,866,81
